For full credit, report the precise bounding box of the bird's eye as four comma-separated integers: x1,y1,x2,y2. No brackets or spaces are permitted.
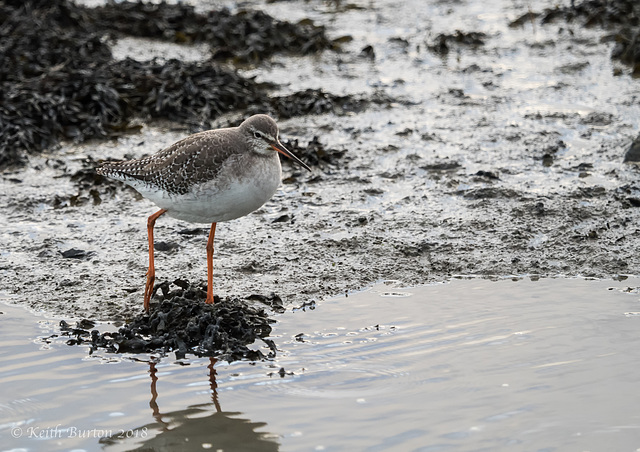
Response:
253,131,262,139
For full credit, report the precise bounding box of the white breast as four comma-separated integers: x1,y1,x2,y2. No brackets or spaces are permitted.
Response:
134,154,283,224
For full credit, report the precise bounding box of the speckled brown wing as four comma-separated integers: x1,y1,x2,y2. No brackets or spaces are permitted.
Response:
97,128,242,195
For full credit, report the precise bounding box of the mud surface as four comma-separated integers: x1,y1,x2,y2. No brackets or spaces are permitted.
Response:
1,0,640,340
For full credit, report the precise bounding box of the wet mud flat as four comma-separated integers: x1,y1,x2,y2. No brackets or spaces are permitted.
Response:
1,0,640,341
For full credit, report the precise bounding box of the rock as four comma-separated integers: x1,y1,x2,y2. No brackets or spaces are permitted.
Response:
623,134,640,163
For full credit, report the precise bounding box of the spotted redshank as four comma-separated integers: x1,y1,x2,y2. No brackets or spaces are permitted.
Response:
97,114,310,311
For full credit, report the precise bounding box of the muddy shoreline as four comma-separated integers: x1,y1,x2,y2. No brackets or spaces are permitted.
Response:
1,0,640,335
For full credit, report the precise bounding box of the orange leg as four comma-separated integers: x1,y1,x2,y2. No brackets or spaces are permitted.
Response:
144,209,167,311
205,222,217,304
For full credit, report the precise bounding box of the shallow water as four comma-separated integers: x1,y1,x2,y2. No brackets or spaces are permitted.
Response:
2,276,640,451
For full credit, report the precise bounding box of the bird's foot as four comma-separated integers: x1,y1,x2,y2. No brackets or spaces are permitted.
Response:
205,286,216,304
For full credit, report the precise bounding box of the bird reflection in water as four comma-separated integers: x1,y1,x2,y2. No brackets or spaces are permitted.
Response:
99,358,279,451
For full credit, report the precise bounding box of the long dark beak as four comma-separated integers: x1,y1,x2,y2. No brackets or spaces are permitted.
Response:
271,140,311,172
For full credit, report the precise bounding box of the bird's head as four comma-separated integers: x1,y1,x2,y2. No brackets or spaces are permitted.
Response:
241,114,311,172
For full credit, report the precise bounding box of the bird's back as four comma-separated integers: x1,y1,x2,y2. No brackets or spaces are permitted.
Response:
97,128,243,196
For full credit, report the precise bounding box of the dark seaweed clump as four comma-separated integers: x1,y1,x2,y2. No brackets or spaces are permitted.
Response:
60,281,278,361
509,0,640,75
427,31,487,55
263,88,391,118
538,0,639,28
0,0,350,168
612,27,640,75
90,1,335,63
281,136,348,170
